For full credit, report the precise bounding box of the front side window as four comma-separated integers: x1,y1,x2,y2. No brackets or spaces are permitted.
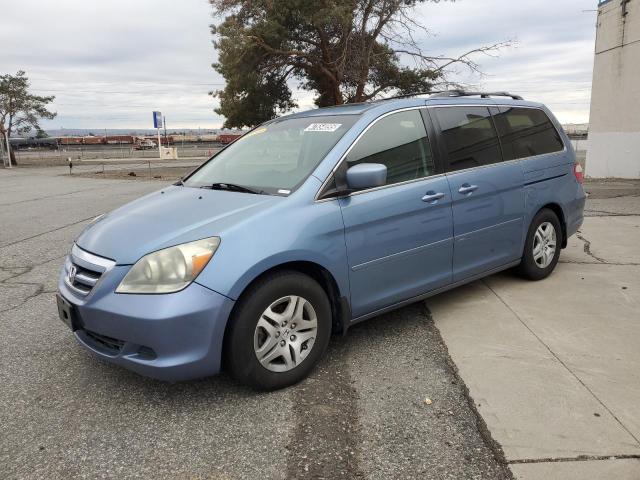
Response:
494,107,564,160
345,109,435,187
185,115,358,194
433,106,502,172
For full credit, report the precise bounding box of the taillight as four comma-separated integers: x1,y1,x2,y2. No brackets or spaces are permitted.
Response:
573,163,584,184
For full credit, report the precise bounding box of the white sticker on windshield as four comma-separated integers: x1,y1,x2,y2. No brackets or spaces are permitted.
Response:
304,123,342,132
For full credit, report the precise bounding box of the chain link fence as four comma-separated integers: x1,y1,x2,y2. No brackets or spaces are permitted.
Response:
570,138,588,168
13,142,222,166
61,158,204,182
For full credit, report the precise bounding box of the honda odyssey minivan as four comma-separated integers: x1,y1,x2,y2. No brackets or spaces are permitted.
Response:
57,91,586,390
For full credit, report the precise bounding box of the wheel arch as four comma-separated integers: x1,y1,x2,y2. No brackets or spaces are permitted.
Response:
225,261,350,338
538,203,568,248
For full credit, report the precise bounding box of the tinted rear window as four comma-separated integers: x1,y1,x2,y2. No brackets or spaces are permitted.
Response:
433,106,502,172
493,107,564,160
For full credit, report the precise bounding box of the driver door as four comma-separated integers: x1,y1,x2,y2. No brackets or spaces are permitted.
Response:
338,109,453,318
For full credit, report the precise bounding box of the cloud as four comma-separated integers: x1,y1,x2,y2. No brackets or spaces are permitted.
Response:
0,0,596,129
409,0,596,123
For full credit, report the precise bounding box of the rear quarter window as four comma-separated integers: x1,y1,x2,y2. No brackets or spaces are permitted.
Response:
493,107,564,160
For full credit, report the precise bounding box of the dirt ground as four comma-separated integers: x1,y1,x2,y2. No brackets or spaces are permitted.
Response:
75,165,197,182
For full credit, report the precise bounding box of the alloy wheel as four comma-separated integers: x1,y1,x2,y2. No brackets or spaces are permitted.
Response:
533,221,557,269
253,295,318,372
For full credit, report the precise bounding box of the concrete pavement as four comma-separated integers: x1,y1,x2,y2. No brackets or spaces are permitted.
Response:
428,181,640,479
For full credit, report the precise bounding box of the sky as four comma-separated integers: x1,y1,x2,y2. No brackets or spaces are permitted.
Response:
0,0,598,130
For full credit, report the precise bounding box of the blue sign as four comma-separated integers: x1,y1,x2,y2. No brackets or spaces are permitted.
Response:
153,111,163,129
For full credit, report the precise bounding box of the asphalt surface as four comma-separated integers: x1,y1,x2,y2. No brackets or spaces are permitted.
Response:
0,167,513,479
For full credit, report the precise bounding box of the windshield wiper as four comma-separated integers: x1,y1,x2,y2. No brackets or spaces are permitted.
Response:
201,182,265,195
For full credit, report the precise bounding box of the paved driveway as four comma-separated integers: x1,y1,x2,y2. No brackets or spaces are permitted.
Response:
0,168,509,479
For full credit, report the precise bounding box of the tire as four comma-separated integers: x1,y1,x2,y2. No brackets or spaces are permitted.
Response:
223,271,332,390
516,208,563,281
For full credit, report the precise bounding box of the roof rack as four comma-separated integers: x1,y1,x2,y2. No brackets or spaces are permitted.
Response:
373,90,445,102
429,89,524,100
376,89,524,102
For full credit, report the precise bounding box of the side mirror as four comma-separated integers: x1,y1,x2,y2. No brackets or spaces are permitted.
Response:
345,163,387,190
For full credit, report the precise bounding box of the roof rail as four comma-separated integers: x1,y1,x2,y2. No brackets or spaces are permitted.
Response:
373,89,524,103
429,89,524,100
373,90,446,102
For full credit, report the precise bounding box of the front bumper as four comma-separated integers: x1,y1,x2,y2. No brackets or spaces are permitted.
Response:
58,260,235,382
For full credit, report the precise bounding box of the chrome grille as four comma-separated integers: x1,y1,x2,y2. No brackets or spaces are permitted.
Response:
64,244,115,297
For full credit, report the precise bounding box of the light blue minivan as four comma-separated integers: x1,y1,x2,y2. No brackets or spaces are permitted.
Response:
57,91,586,390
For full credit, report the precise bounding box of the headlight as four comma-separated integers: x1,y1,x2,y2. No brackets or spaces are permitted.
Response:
116,237,220,294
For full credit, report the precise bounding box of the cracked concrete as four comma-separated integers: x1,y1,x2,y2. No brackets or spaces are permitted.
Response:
583,179,640,200
575,232,608,263
428,184,640,479
0,170,158,316
510,453,640,464
574,217,640,266
582,180,640,220
0,257,64,314
511,458,640,480
0,187,103,207
584,209,640,217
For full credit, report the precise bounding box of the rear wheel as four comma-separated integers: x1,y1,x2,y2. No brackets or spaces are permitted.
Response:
517,208,563,280
224,271,332,390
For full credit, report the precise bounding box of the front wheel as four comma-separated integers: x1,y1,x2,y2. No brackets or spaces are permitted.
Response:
516,208,563,280
224,271,332,390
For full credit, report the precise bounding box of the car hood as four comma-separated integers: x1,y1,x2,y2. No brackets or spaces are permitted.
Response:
76,185,281,264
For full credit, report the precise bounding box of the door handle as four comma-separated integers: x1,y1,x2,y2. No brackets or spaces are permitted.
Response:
458,184,478,194
422,191,445,203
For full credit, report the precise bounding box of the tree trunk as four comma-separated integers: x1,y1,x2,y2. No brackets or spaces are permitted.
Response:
333,84,344,105
3,131,17,166
7,117,16,166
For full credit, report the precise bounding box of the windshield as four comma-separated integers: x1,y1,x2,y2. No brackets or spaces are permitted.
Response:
184,115,358,195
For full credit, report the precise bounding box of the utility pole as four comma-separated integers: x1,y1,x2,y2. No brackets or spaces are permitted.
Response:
163,117,168,146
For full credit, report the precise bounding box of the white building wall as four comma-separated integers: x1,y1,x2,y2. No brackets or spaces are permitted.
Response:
586,0,640,178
